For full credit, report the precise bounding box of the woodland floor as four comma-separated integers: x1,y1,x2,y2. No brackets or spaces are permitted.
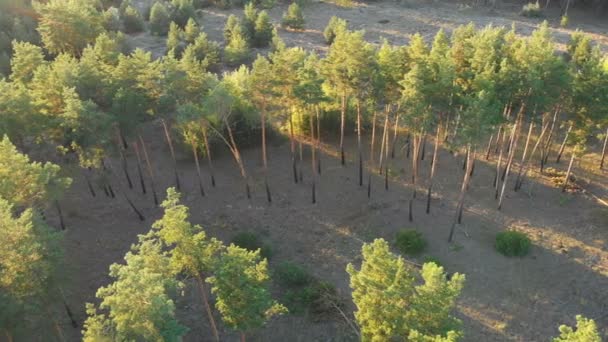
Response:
36,1,608,342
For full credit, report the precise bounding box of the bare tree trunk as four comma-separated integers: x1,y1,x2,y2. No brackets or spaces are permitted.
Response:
290,113,298,183
310,109,317,204
448,146,475,242
516,121,549,191
498,109,524,210
55,200,66,230
378,106,389,174
225,119,251,199
162,119,181,191
600,128,608,169
316,107,322,175
385,117,390,191
357,100,363,187
261,103,271,203
426,124,441,214
556,123,572,163
370,110,377,167
485,133,494,160
340,92,346,165
133,141,147,195
420,134,427,161
298,140,303,183
391,113,400,159
541,105,560,171
139,135,158,206
201,125,216,187
495,123,514,197
195,274,220,342
494,125,503,155
191,142,205,197
562,151,576,192
513,121,535,191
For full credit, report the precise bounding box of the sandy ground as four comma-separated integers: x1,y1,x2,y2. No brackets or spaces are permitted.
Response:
36,115,607,342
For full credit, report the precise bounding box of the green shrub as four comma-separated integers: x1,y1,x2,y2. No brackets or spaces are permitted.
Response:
323,16,347,45
122,6,144,33
171,0,195,27
149,1,171,35
495,231,531,257
395,229,426,255
253,11,273,48
224,26,250,66
560,15,569,27
282,3,305,30
231,232,272,259
422,255,442,267
521,2,542,17
275,262,311,287
282,281,343,319
102,7,121,31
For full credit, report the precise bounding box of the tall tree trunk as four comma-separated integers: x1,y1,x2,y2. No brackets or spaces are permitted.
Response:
556,123,572,163
58,287,77,328
201,125,216,187
541,105,559,171
118,127,129,150
513,121,535,191
516,121,549,191
448,146,475,242
426,125,441,214
55,200,66,230
411,134,420,198
406,133,411,159
562,151,576,192
385,117,390,191
494,125,503,154
378,106,389,174
310,109,317,204
116,126,132,189
191,141,205,197
420,134,427,161
298,140,303,183
357,100,363,187
139,135,158,206
391,113,400,158
261,103,271,203
495,123,514,198
370,110,377,167
485,132,494,160
290,112,298,183
600,128,607,169
316,107,322,175
340,92,346,165
162,119,181,191
498,108,524,210
133,141,147,195
195,274,220,342
84,169,96,197
225,119,251,199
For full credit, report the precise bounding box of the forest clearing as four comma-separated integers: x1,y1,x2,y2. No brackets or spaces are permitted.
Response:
0,0,607,341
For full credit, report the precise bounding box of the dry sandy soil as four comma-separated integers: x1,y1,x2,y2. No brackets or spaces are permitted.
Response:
36,1,608,342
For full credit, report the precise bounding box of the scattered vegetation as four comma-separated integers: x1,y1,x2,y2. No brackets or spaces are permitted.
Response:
275,261,311,287
521,2,543,17
553,315,602,342
495,231,531,257
231,231,273,259
395,229,427,255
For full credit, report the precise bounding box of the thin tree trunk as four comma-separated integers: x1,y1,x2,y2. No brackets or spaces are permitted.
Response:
139,135,158,206
340,92,346,165
378,106,389,174
385,118,390,191
562,151,576,192
192,142,205,197
133,141,147,195
195,274,220,342
84,169,96,197
55,200,66,230
201,125,216,187
498,108,524,210
420,134,427,161
494,125,503,154
290,113,298,183
516,121,549,191
495,123,514,197
225,119,251,199
556,123,572,163
162,119,181,191
426,125,440,214
123,192,145,221
542,105,560,170
485,133,494,160
298,140,303,183
406,133,411,159
513,121,535,191
310,109,317,204
391,114,400,158
600,128,607,169
118,127,128,150
448,146,475,242
370,110,377,167
316,107,322,175
357,100,363,187
261,103,271,203
58,287,78,328
411,134,420,197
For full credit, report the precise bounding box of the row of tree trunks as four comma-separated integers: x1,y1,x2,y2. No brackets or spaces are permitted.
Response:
498,104,525,210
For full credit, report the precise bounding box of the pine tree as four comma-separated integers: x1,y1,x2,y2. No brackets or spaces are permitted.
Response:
187,32,220,69
242,2,258,42
207,245,287,342
149,1,171,36
152,188,224,341
552,315,601,342
167,21,183,54
282,3,305,30
253,11,273,48
171,0,195,27
83,233,187,342
224,14,240,42
184,17,199,43
9,41,45,84
34,0,104,56
347,239,465,340
224,25,250,66
323,16,347,45
122,5,144,33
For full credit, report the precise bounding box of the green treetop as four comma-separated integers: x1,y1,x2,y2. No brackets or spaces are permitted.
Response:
9,40,45,84
253,11,273,48
184,17,199,43
282,2,305,30
207,245,287,341
34,0,104,56
0,136,71,209
149,1,171,36
167,21,184,54
552,315,602,342
83,233,187,342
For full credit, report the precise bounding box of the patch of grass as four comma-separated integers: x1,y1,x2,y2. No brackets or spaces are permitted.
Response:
520,2,542,17
422,255,443,267
275,262,311,287
496,231,531,257
395,229,427,255
545,167,579,192
231,232,273,259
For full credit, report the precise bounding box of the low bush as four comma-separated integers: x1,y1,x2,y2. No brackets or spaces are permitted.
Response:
495,231,531,257
521,2,542,17
422,255,442,267
122,6,144,33
275,261,311,287
282,281,343,319
282,3,305,30
395,229,426,255
231,232,273,259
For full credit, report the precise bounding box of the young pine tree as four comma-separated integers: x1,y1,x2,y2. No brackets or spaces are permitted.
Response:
253,11,273,48
225,25,250,66
282,3,305,30
207,245,287,342
323,16,347,45
552,315,602,342
167,21,184,55
183,17,199,43
149,1,171,36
